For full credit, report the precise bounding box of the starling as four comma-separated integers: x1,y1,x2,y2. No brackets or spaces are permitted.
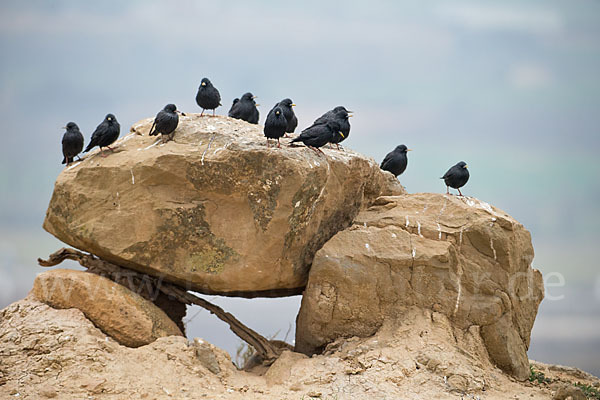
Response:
441,161,469,196
273,98,297,134
195,77,221,117
291,120,343,155
83,114,121,157
228,92,259,124
149,104,180,142
263,106,288,148
61,122,84,166
304,106,352,149
380,145,411,177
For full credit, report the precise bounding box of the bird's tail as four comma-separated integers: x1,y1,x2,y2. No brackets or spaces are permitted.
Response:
83,144,93,153
62,157,66,164
290,136,302,143
148,121,157,136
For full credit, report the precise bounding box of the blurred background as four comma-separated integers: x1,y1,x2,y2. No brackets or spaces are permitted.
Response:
0,0,598,375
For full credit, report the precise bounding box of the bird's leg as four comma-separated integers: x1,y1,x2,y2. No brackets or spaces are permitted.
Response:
100,147,108,158
284,134,291,138
458,188,463,197
336,144,340,150
200,109,205,117
308,146,320,155
107,145,115,152
315,147,325,156
266,138,270,148
277,138,281,148
212,109,216,117
446,186,450,195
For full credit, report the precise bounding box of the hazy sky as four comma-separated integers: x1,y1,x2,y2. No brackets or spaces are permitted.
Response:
0,0,599,374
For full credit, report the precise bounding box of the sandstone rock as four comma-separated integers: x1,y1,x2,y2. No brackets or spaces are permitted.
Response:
295,193,544,380
43,115,403,297
193,337,222,375
31,269,183,347
553,384,586,400
264,350,309,385
39,387,57,398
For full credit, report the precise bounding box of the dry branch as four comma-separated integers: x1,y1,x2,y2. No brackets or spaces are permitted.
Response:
38,248,283,364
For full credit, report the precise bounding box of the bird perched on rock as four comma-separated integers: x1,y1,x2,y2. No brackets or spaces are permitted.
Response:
441,161,469,196
83,114,120,157
380,145,411,177
264,106,288,148
61,122,84,166
195,78,221,117
304,106,352,150
228,92,259,124
291,120,343,155
273,98,297,134
149,104,180,142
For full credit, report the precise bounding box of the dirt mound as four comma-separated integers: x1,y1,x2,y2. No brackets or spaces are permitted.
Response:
3,298,589,399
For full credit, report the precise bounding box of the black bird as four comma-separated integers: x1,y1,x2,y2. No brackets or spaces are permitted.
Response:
228,92,259,124
61,122,84,166
83,114,120,157
380,145,411,177
441,161,470,196
304,106,352,149
264,106,288,148
195,78,221,117
291,120,343,155
149,104,180,141
273,98,297,134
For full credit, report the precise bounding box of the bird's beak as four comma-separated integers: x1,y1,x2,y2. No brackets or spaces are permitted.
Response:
338,131,345,138
252,96,257,99
407,149,413,151
107,117,112,121
291,103,296,107
256,103,260,107
348,114,353,118
201,82,206,86
464,164,468,168
61,126,66,129
347,110,354,114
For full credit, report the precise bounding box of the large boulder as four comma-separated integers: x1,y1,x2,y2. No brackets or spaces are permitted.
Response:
295,193,544,380
31,269,183,347
43,115,403,297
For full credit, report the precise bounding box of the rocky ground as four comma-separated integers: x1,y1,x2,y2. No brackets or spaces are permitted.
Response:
2,298,597,399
